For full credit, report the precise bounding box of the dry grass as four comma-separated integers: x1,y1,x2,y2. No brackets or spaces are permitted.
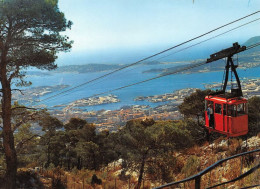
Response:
186,145,201,155
18,134,259,189
226,138,243,156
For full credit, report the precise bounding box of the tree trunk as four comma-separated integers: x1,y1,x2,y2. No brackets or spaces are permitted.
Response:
67,157,71,170
197,115,200,126
136,153,147,189
77,156,82,170
92,151,97,171
46,142,50,168
1,73,17,189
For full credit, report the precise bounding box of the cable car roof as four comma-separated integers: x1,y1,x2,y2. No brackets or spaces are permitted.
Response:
205,95,247,104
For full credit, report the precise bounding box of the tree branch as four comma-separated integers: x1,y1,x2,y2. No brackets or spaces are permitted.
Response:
11,89,24,95
11,106,38,111
15,134,40,151
12,112,39,132
8,65,20,82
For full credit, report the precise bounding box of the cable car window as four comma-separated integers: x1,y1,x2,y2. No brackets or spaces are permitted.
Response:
215,103,222,114
205,100,208,111
237,103,247,116
228,105,236,117
205,100,213,110
223,104,227,115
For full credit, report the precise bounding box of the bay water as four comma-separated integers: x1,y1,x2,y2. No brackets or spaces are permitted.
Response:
25,64,260,111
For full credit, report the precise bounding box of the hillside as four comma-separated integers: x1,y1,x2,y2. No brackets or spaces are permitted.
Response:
10,134,260,189
2,89,260,188
53,64,124,73
144,36,260,75
244,36,260,47
52,36,260,75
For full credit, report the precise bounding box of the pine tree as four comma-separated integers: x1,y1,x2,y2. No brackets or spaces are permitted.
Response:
0,0,72,187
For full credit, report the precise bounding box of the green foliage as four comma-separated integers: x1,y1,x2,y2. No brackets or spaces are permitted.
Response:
0,152,5,171
0,0,73,79
14,123,40,167
181,155,200,177
248,96,260,136
226,138,243,156
16,171,44,188
0,0,72,186
38,112,65,168
178,89,212,123
181,119,207,144
71,166,78,174
38,116,118,171
45,0,58,6
75,141,99,170
113,119,194,187
147,153,177,183
48,163,56,170
64,118,87,131
39,111,63,132
178,89,213,144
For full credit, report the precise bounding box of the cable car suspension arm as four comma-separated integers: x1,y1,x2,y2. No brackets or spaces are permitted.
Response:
206,42,246,97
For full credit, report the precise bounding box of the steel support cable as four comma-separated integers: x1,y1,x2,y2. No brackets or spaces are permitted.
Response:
38,61,207,106
84,17,260,90
39,18,260,106
37,41,260,108
86,61,208,98
83,17,260,87
246,42,260,50
39,42,260,106
73,42,260,100
87,18,260,84
37,11,260,104
151,17,260,62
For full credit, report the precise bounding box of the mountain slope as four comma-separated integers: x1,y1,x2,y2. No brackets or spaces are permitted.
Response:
243,36,260,46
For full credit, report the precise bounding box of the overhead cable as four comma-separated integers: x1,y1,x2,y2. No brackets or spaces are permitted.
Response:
79,42,260,99
152,17,260,62
38,11,260,103
85,61,208,98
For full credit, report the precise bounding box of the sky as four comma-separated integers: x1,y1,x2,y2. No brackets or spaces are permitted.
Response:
57,0,260,65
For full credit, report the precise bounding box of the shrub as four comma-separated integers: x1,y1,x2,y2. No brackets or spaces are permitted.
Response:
16,171,44,188
181,155,200,177
91,174,102,185
226,138,242,156
173,156,185,174
186,145,201,155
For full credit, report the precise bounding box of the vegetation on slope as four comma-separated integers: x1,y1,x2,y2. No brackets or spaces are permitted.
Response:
0,91,259,188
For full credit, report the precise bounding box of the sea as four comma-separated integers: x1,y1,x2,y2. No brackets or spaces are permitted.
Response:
25,64,260,112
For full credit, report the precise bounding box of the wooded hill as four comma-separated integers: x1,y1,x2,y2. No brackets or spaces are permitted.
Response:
0,90,259,188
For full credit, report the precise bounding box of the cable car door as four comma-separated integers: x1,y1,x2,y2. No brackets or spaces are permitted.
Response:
214,103,224,132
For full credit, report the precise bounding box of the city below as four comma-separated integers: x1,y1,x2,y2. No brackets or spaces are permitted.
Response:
15,77,260,133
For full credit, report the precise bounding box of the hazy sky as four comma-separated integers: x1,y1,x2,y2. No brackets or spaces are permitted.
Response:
57,0,260,65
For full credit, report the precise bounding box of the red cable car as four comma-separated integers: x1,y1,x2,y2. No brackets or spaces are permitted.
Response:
204,43,248,137
205,96,248,137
